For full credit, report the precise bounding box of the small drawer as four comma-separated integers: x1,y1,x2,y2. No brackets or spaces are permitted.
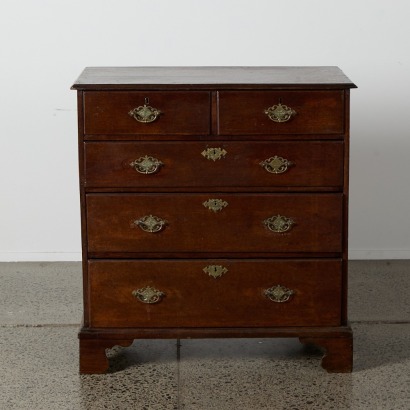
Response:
84,141,344,189
88,259,342,328
218,91,344,135
83,91,210,136
86,193,342,254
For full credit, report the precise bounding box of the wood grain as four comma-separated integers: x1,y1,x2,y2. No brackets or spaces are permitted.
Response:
218,90,344,135
84,141,344,189
88,259,342,328
84,91,210,135
72,66,356,90
86,193,343,253
74,66,355,374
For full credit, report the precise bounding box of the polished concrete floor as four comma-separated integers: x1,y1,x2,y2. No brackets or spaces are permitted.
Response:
0,260,409,409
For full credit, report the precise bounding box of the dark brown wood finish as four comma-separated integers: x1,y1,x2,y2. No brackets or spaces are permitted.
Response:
84,91,210,135
73,66,355,374
84,141,344,189
88,259,342,328
79,339,133,374
76,91,91,328
72,66,356,90
78,325,353,374
218,91,344,135
341,90,351,325
299,336,353,373
86,193,342,253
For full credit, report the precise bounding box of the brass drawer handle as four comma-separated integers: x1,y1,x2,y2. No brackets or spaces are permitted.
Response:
128,98,162,123
132,286,165,304
134,215,167,233
263,215,294,233
264,102,296,123
203,265,228,279
201,147,227,161
130,155,164,174
260,156,293,174
264,285,294,303
203,199,228,212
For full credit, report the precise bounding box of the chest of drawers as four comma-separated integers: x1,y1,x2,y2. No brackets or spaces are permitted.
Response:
72,66,356,374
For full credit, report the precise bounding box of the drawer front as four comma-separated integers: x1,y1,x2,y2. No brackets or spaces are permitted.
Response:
88,259,342,327
218,91,344,135
84,91,210,136
85,141,343,189
86,193,342,253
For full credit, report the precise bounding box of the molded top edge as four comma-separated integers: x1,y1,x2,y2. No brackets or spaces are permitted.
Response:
71,66,356,90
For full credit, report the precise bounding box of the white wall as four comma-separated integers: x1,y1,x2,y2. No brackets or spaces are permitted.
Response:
0,0,409,261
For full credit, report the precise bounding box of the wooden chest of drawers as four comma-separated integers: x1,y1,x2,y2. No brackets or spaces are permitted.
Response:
72,67,356,374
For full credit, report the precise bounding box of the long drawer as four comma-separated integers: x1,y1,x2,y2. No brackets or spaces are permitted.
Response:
218,91,344,135
88,259,342,328
84,141,344,189
86,193,343,253
83,91,210,135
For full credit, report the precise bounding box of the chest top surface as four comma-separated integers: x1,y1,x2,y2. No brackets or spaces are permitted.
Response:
71,66,356,90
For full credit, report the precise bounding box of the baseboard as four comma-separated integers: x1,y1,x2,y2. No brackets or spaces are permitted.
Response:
0,252,82,262
0,250,409,262
348,250,410,260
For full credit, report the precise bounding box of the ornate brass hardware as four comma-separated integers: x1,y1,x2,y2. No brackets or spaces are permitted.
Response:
132,286,165,304
263,215,294,233
134,215,167,233
128,97,161,123
201,147,227,161
264,285,294,303
203,199,228,212
260,156,293,174
203,265,228,279
130,155,164,174
264,102,296,123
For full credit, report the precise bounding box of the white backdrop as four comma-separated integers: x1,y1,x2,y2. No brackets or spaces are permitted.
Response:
0,0,409,261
